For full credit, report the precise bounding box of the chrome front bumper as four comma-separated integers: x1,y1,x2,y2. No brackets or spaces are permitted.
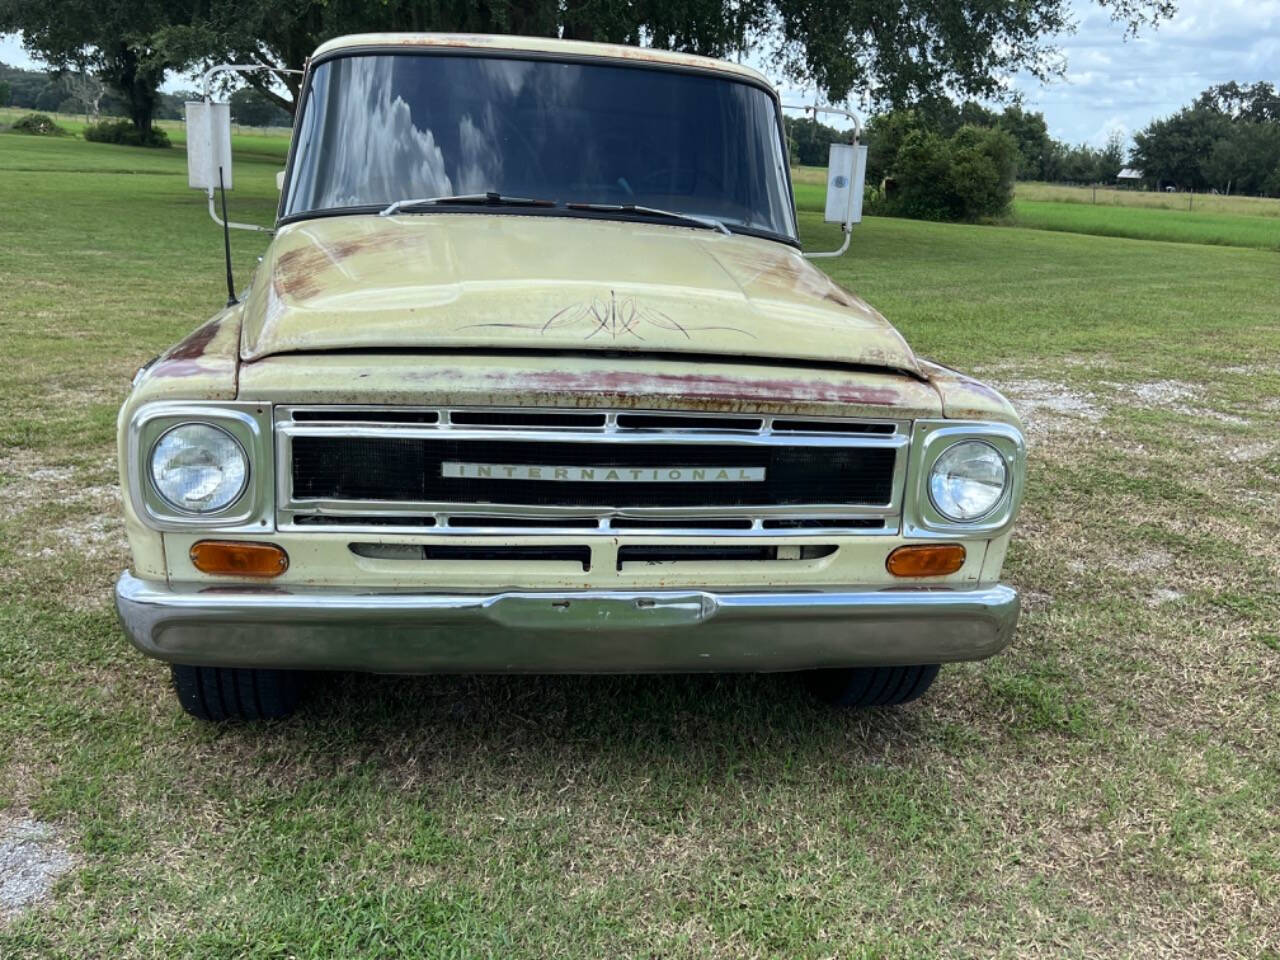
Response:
114,572,1019,673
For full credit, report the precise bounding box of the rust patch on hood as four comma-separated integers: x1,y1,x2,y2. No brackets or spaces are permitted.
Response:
146,310,243,385
164,321,220,362
917,359,1021,426
456,368,910,409
238,352,945,418
713,244,865,311
273,227,426,302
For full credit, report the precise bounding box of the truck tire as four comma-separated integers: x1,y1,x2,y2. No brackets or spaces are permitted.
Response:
170,664,306,721
805,664,940,707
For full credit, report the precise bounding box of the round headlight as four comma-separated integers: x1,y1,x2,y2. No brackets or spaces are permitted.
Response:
150,423,248,514
928,440,1008,522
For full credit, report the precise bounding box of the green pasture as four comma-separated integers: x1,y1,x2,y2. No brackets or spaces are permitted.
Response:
792,164,1280,251
1010,198,1280,251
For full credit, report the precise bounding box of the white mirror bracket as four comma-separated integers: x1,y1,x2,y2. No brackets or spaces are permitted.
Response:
192,64,304,233
782,102,866,259
804,225,852,260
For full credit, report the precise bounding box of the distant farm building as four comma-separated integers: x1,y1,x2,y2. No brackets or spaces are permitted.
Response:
1116,168,1144,189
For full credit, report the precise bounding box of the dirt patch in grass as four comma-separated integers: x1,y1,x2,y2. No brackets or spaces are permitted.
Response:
0,452,119,521
0,817,74,927
0,451,127,610
1106,379,1251,426
1127,378,1200,405
990,377,1105,441
37,513,125,561
990,374,1255,445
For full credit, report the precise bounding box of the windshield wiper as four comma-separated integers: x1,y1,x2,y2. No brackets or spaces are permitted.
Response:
566,202,732,236
380,192,556,217
380,194,733,235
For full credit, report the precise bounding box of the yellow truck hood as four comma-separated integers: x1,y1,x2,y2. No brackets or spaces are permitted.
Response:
240,214,921,376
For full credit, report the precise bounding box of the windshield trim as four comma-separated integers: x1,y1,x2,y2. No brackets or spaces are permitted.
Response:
275,44,799,243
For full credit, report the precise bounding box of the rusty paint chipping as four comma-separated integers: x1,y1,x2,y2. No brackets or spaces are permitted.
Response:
236,352,944,421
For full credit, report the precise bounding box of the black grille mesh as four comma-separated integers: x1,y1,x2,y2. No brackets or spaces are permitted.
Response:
290,437,895,508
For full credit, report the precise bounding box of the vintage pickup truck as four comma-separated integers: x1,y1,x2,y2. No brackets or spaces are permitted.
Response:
115,33,1026,721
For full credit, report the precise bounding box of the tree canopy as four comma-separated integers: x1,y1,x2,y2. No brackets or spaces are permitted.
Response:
0,0,196,131
1133,83,1280,195
1195,81,1280,124
2,0,1178,130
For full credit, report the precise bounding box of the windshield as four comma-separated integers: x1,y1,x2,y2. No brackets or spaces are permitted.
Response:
284,52,797,239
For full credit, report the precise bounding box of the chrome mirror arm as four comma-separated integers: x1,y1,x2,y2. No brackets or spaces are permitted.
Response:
781,102,865,259
197,64,305,233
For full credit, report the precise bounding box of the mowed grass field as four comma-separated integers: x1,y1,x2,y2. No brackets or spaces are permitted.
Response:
1011,198,1280,251
1,128,1278,958
1018,181,1280,217
1010,181,1279,251
794,164,1280,251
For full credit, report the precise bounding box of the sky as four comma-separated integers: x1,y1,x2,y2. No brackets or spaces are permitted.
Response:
2,0,1277,147
1003,0,1280,145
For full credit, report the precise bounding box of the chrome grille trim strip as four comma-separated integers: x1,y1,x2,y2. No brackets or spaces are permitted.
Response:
275,406,909,537
276,406,906,436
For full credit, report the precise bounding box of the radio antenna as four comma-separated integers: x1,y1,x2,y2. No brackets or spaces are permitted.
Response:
218,166,237,307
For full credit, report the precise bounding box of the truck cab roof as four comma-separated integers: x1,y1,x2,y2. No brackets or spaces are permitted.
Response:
310,32,774,90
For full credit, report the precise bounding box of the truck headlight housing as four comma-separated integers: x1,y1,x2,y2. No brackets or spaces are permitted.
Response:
905,421,1025,538
149,423,248,513
928,439,1008,521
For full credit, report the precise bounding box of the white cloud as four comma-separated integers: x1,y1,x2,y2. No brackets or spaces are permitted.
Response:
1010,0,1280,144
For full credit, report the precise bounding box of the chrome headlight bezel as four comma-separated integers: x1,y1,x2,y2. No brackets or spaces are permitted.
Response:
905,421,1025,538
128,402,274,530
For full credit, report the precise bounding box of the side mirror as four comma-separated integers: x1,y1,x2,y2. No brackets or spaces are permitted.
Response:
276,170,286,192
782,101,866,259
824,142,868,229
184,100,233,191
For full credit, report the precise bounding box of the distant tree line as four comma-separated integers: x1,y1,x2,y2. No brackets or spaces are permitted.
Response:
1132,82,1280,195
784,116,846,167
0,61,291,126
864,99,1126,186
797,82,1280,198
793,98,1126,187
1,61,185,118
786,98,1124,222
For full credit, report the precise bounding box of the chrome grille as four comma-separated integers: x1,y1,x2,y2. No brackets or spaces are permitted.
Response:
275,407,909,536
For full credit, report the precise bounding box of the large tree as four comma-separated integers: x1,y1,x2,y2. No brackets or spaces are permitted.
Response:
0,0,191,132
1131,107,1229,190
993,105,1052,179
197,0,1177,117
1201,121,1280,196
1133,90,1280,195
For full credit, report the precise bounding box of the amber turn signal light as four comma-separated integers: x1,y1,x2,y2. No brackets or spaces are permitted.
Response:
190,541,289,578
886,544,966,577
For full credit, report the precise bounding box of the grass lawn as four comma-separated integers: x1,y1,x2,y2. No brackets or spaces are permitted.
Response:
1,129,1278,958
793,165,1280,251
1017,181,1280,219
1010,199,1280,252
